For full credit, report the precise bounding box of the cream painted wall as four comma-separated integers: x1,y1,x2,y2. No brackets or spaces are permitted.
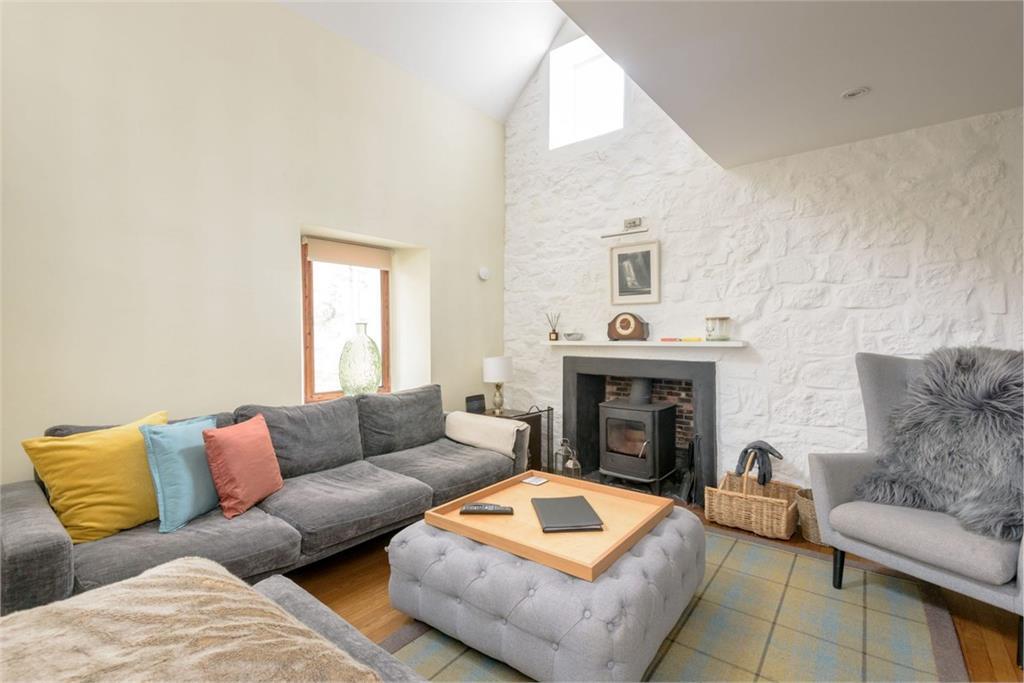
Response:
390,247,433,389
1,3,506,482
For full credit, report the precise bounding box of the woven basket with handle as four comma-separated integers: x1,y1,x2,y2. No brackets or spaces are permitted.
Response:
704,451,799,539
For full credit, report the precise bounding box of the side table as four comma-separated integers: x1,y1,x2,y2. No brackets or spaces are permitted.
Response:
484,406,553,471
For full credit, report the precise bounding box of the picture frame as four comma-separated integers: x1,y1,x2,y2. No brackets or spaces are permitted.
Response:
610,240,659,304
465,394,487,414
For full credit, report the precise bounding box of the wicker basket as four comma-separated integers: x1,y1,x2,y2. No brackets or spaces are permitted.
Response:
796,488,826,546
705,451,799,539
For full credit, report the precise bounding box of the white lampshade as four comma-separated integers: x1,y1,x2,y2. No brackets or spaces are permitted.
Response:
483,356,512,383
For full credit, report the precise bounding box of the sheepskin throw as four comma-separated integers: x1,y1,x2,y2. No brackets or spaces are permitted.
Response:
0,557,381,682
857,346,1023,541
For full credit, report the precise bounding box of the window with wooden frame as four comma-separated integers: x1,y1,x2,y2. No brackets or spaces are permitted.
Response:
302,238,391,402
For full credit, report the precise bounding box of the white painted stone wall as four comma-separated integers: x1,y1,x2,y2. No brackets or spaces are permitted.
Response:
504,63,1023,487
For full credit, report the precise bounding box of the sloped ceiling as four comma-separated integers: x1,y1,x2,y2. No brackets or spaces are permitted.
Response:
557,1,1024,167
284,1,566,122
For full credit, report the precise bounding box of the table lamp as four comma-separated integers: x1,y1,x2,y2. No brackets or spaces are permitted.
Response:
483,356,512,415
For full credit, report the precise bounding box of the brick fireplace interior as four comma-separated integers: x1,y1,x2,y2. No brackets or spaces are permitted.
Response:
605,376,695,447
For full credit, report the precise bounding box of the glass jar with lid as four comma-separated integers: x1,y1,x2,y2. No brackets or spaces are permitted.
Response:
704,315,732,341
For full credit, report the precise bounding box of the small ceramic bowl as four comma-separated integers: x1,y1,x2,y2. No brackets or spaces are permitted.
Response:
564,332,584,341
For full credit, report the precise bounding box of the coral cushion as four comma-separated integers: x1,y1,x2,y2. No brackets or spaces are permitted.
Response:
22,411,168,543
202,414,283,518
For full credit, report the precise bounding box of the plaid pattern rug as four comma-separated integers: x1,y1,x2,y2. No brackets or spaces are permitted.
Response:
386,531,967,682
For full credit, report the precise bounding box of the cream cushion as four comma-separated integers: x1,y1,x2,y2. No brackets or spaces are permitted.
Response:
445,410,527,461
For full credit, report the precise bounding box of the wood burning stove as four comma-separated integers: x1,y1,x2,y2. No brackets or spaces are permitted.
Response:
598,378,677,494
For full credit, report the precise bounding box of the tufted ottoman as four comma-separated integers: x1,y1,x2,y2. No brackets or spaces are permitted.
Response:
387,507,704,681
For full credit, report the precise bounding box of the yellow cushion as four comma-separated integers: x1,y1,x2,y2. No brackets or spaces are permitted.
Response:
22,411,169,543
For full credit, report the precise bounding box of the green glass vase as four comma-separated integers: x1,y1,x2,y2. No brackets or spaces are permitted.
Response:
338,322,382,395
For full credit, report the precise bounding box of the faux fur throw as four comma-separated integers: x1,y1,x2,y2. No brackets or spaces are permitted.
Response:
0,557,381,682
857,346,1023,541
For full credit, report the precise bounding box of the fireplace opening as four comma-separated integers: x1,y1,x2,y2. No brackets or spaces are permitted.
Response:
562,356,716,505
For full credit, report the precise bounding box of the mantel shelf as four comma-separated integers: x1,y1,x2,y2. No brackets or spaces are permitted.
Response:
548,340,747,348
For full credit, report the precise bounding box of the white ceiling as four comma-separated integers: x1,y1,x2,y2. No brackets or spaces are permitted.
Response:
284,1,566,122
557,1,1024,167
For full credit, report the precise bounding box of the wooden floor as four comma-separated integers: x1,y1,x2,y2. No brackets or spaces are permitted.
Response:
289,505,1022,682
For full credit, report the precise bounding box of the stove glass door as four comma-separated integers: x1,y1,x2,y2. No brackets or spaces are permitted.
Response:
605,417,649,458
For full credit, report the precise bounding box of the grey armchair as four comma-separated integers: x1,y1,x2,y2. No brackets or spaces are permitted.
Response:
809,352,1023,668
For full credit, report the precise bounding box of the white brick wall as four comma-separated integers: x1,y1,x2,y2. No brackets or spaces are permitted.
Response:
503,63,1023,487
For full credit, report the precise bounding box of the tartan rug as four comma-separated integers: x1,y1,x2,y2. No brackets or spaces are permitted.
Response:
383,531,968,682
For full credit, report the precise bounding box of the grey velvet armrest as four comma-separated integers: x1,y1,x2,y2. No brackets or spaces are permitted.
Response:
512,426,530,473
1,481,73,614
807,452,877,546
254,575,424,681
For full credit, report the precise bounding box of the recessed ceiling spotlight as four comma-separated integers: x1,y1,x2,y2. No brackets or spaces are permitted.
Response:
841,86,871,100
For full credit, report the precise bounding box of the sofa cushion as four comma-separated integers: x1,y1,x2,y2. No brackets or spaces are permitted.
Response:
24,412,168,544
829,501,1020,585
234,397,363,478
356,385,444,457
367,438,514,505
257,460,432,555
203,414,284,518
72,507,301,592
140,416,220,532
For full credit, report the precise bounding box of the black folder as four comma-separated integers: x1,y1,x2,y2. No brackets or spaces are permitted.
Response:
531,496,604,533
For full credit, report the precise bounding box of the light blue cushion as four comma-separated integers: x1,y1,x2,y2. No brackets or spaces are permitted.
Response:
140,416,219,532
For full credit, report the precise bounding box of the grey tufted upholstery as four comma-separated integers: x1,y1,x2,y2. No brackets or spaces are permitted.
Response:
388,507,704,681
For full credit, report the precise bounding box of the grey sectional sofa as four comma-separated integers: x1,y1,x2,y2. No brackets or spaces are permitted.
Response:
0,384,528,615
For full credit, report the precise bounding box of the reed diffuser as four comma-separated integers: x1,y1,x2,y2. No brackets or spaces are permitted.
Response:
545,313,561,341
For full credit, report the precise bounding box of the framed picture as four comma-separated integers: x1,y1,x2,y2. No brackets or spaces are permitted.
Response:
465,394,486,414
610,240,659,304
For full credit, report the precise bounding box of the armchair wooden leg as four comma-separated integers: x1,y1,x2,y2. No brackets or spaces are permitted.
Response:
832,549,846,590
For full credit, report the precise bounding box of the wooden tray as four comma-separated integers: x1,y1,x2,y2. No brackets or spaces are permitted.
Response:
424,470,673,581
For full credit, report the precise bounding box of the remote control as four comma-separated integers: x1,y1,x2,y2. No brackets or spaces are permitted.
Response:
460,503,514,515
